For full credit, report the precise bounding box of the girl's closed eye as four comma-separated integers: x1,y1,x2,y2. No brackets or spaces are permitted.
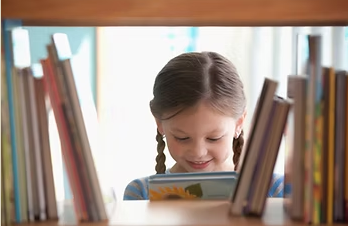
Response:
173,135,224,142
207,136,224,142
207,137,221,142
174,136,189,141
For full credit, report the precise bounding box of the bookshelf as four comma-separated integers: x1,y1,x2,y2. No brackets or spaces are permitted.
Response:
2,0,348,26
16,198,299,226
1,0,347,227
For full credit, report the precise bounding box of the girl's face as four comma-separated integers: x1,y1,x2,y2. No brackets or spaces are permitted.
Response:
156,102,245,173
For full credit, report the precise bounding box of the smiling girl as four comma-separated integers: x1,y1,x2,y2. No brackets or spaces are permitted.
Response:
123,51,286,200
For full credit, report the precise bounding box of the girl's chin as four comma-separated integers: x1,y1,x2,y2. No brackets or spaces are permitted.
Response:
184,163,235,173
172,161,234,173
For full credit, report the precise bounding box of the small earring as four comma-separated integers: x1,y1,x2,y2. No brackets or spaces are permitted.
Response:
235,131,240,139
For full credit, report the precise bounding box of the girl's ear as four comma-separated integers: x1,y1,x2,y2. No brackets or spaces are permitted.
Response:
236,110,247,132
155,118,164,136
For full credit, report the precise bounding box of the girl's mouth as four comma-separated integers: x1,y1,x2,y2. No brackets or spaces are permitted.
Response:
187,160,212,169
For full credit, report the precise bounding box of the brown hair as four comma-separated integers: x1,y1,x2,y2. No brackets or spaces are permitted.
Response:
150,52,246,174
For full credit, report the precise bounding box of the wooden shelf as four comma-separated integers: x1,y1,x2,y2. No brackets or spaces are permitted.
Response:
2,0,348,26
17,198,302,226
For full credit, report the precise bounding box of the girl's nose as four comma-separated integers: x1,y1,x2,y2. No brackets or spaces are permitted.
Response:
189,141,208,158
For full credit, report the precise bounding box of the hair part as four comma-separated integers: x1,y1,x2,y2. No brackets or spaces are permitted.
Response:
151,51,246,174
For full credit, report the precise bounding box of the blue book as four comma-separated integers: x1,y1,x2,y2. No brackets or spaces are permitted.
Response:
148,171,238,200
2,20,23,223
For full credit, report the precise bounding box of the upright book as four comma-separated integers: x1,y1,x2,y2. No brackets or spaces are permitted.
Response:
230,78,292,216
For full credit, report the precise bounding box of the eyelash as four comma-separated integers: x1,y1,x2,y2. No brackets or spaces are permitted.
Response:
174,137,221,142
207,138,220,142
175,137,189,141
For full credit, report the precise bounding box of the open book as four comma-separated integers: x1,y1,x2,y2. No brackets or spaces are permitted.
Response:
148,171,238,200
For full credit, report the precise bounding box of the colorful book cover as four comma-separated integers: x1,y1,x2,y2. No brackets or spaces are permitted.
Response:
305,35,323,225
148,171,238,200
311,36,323,226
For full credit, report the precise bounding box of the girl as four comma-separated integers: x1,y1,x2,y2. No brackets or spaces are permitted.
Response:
123,51,287,200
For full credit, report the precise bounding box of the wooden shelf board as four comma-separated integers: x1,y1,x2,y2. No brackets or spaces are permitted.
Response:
2,0,348,26
16,198,303,226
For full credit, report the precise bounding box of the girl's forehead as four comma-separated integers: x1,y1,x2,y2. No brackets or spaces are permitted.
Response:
162,102,236,131
163,101,224,118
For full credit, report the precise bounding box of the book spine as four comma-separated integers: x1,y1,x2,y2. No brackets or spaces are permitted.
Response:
17,69,35,221
27,70,47,221
311,36,323,226
345,73,348,223
2,24,22,223
327,67,335,224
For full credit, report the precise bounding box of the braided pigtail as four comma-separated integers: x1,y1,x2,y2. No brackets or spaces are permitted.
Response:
232,129,244,171
155,129,166,174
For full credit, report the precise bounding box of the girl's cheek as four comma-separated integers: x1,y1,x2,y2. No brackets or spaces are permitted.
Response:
210,142,231,159
166,139,184,157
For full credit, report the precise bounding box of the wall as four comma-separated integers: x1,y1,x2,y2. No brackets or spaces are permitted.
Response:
24,26,97,105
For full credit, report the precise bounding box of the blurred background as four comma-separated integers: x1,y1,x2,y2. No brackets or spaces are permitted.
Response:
22,26,348,201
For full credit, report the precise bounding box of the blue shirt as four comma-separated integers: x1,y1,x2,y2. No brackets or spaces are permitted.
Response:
123,169,291,200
